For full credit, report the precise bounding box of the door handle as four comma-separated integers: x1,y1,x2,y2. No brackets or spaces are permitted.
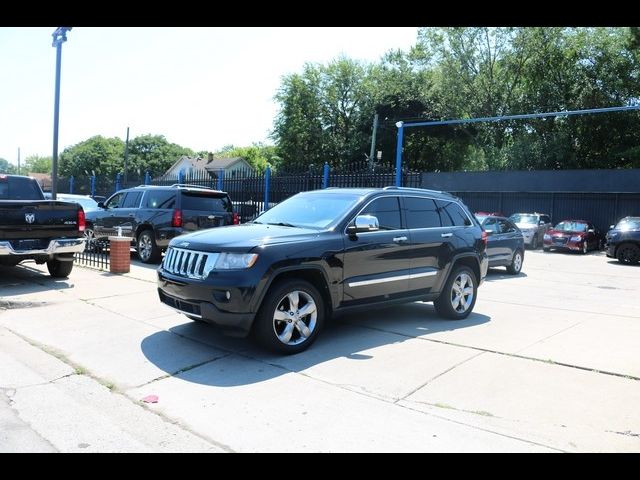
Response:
128,213,135,217
441,233,453,238
393,236,408,243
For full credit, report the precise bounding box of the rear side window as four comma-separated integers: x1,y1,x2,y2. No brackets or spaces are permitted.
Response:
144,190,176,209
0,177,43,200
436,200,470,227
181,193,232,212
404,197,441,229
122,191,142,208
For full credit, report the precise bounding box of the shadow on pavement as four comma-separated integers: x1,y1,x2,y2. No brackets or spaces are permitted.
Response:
140,302,490,387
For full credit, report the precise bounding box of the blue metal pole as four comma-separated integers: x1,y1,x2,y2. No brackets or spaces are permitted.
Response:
264,166,271,211
90,175,96,198
400,105,640,129
395,122,404,187
69,175,74,194
115,173,121,193
322,162,330,189
217,169,224,191
178,169,185,185
144,171,151,185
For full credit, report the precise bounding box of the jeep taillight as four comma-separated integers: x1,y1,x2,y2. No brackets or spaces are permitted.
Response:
172,209,182,227
77,208,85,232
233,212,239,225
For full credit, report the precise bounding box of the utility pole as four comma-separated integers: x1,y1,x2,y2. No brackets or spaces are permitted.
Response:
124,126,130,186
51,27,72,200
368,113,379,170
17,147,20,175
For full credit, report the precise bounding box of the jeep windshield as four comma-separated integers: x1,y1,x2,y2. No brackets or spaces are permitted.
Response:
509,214,537,224
252,192,361,229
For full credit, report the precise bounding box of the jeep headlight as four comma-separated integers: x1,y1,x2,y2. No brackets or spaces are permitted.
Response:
543,233,550,240
570,236,582,242
214,253,258,269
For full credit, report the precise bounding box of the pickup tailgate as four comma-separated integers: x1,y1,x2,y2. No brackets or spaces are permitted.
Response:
0,200,82,247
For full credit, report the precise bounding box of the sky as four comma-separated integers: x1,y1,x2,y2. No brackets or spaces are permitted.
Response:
0,27,419,165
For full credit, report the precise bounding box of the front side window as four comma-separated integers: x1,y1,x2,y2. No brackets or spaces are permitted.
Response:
361,197,402,230
106,192,126,209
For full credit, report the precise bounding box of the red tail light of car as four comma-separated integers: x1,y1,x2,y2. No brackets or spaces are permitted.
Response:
171,209,182,227
77,208,85,232
233,212,239,225
482,230,488,247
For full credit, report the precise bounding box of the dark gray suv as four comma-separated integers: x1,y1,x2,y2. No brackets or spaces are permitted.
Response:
85,184,237,263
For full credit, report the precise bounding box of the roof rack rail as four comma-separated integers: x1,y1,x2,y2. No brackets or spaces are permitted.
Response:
170,183,216,189
382,186,447,194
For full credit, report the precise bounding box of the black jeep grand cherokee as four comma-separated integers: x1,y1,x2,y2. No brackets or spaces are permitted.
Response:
158,187,489,354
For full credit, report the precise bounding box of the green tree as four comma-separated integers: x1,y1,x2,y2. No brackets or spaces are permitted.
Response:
0,158,17,174
24,155,52,174
128,134,194,177
59,136,125,177
214,143,277,173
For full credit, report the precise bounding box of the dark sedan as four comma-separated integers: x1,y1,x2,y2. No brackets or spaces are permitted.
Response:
543,220,601,254
479,216,525,274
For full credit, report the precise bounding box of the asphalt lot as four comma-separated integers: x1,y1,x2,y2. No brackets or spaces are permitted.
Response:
1,248,639,452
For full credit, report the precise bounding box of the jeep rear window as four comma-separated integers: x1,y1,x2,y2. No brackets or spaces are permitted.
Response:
0,176,44,200
181,193,232,212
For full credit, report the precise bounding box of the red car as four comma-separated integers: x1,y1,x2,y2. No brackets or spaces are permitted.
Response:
543,220,601,254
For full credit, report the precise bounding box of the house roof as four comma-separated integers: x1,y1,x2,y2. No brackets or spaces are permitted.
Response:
164,156,252,175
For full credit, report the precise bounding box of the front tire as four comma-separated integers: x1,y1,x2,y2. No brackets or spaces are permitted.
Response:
616,243,640,265
434,265,477,320
47,259,73,278
530,235,538,250
581,241,588,254
506,250,524,275
137,229,160,263
254,279,325,354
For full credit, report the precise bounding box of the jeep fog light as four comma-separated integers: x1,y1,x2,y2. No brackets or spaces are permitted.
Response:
214,253,259,269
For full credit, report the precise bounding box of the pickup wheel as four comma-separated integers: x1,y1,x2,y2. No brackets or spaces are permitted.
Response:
84,226,98,253
254,279,325,354
47,259,74,278
434,265,477,320
137,229,161,263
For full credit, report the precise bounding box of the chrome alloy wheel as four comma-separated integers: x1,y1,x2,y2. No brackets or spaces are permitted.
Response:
272,290,317,346
450,272,474,314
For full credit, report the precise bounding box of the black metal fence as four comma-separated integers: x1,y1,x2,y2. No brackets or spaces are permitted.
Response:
73,249,110,271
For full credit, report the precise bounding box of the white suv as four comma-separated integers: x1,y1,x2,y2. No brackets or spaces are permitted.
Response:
508,213,552,249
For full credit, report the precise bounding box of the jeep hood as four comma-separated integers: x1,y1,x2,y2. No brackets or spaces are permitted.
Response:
168,223,321,251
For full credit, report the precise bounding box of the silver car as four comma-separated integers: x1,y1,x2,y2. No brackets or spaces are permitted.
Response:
508,213,552,249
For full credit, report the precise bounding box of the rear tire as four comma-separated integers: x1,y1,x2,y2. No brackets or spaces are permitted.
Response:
434,265,477,320
506,250,524,275
47,259,73,278
137,229,161,263
530,236,538,250
253,279,325,354
616,243,640,265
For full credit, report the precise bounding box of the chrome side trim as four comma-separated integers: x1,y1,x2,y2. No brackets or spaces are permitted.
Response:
347,270,437,287
0,238,85,256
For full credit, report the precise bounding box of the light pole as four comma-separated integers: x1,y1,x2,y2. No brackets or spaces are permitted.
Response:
51,27,72,200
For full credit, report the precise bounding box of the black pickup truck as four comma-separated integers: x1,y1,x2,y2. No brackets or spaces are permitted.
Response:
0,174,86,277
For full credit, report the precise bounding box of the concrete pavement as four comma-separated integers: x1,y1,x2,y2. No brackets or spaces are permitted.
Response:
1,249,639,452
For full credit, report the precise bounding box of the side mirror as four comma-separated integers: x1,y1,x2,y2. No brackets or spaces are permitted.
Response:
609,225,615,230
348,215,379,236
588,228,595,233
539,220,545,226
97,202,105,208
485,230,494,236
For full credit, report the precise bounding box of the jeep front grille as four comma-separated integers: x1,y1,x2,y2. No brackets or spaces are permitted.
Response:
163,247,218,279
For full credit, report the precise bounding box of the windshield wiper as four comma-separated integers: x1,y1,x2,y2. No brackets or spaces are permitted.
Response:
266,222,297,227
